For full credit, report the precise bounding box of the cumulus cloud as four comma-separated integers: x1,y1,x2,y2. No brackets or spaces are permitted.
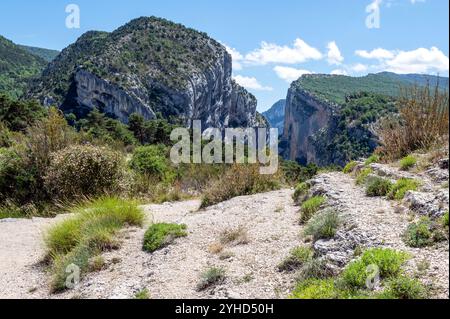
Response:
233,75,273,91
355,48,395,60
351,63,369,73
327,41,344,65
356,46,449,74
245,38,323,65
273,66,313,82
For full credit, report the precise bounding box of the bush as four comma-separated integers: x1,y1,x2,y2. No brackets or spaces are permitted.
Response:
129,145,170,180
201,164,280,208
403,217,446,248
341,248,409,289
45,197,144,291
196,267,226,291
290,279,339,299
443,211,449,228
219,226,249,246
134,289,150,299
296,258,334,281
278,246,314,272
388,178,420,200
365,177,393,197
293,182,309,204
400,155,417,171
377,82,449,160
364,155,379,166
343,161,357,174
143,223,188,252
356,168,373,185
303,209,340,241
379,276,427,299
300,196,326,223
44,144,123,200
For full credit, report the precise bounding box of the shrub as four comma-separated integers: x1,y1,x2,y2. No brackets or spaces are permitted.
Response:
129,145,170,181
443,211,449,228
134,289,150,299
356,168,373,185
143,223,188,252
44,144,123,200
300,196,326,223
293,182,309,204
0,146,38,204
196,267,226,291
365,177,393,197
403,217,446,248
219,226,249,246
290,279,339,299
278,246,314,272
400,155,417,171
46,197,144,291
343,161,357,174
201,164,280,208
388,178,420,200
303,209,340,241
377,82,449,160
364,155,379,166
379,276,427,299
341,248,409,289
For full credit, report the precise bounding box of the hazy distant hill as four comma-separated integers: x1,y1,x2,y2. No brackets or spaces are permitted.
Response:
19,45,59,62
262,99,286,134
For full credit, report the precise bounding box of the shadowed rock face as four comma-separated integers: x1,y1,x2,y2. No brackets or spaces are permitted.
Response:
28,17,264,129
281,85,335,165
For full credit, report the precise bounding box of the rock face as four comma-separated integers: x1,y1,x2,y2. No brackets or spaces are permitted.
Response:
28,17,264,128
280,82,337,165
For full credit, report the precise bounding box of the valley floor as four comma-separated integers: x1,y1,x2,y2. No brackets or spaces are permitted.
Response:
0,165,448,299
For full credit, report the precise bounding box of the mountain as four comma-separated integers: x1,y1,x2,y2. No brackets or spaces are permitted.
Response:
262,99,286,134
28,17,264,128
281,72,449,166
18,45,59,62
0,35,47,98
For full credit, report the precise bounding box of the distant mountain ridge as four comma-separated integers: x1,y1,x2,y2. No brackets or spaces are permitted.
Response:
18,45,59,62
0,35,48,98
262,99,286,134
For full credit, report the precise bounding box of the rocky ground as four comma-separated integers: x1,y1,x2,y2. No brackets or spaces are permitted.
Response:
0,154,448,299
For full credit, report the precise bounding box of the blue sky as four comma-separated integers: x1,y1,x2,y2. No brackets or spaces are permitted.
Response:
1,0,448,111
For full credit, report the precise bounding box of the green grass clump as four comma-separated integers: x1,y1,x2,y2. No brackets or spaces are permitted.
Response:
356,168,373,185
403,217,446,248
290,278,340,299
365,177,393,197
196,267,226,291
303,209,340,241
134,289,150,299
442,211,449,228
296,258,334,282
388,178,420,200
378,276,427,299
45,197,144,292
399,155,417,171
278,246,314,272
341,248,409,289
364,155,380,166
300,196,326,223
143,223,188,252
343,161,358,174
293,182,309,204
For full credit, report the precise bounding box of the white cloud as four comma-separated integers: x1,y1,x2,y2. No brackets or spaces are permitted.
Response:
355,48,395,60
331,69,348,76
351,63,369,73
410,0,426,4
233,75,273,91
327,41,344,65
385,47,449,74
223,44,244,71
273,66,313,82
245,38,323,65
356,46,449,74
